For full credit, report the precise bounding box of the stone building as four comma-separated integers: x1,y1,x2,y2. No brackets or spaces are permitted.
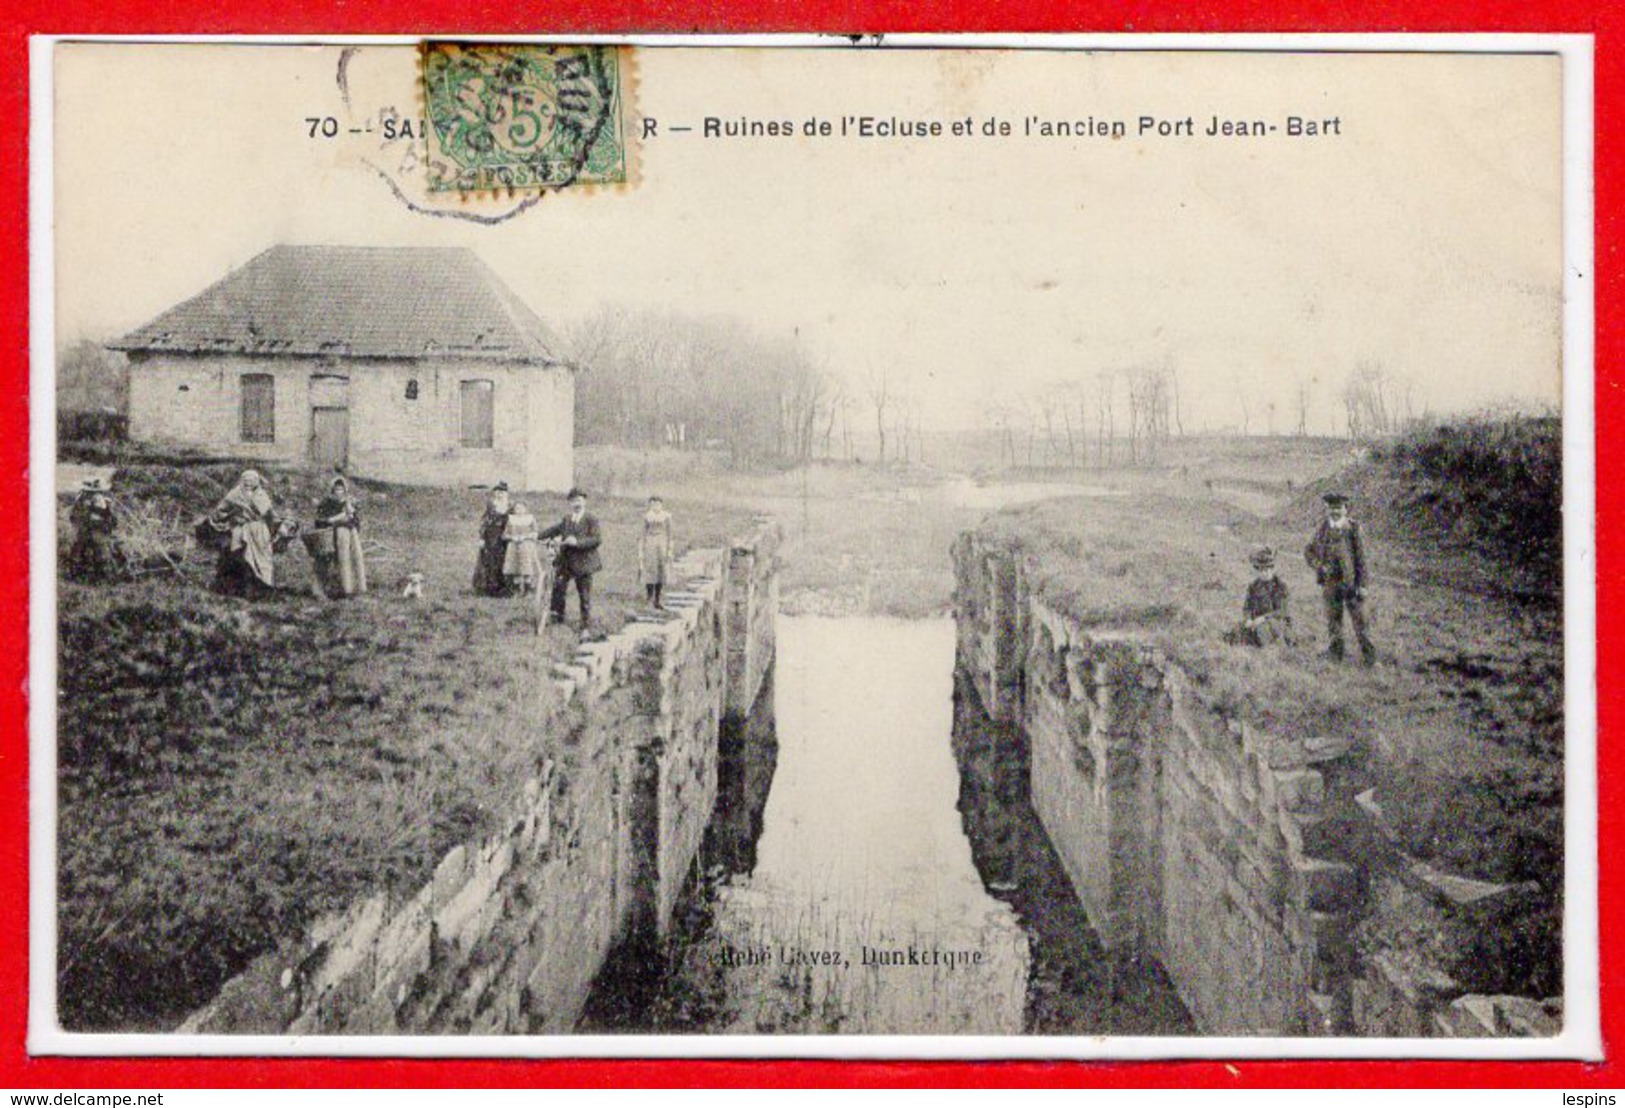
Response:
112,244,575,491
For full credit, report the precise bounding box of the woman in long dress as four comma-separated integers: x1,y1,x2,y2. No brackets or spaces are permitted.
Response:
502,501,542,595
311,476,368,598
206,469,280,597
638,495,674,609
472,483,513,597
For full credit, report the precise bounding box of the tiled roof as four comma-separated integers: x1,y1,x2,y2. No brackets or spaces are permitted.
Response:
111,245,563,363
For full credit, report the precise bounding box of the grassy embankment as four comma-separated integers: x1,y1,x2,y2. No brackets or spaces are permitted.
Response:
55,446,761,1030
55,420,1564,1027
973,417,1563,998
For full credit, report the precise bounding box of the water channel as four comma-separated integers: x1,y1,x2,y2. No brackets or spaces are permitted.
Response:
585,599,1191,1035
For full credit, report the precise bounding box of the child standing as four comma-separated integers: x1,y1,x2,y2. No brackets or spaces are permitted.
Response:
503,500,542,595
638,496,674,609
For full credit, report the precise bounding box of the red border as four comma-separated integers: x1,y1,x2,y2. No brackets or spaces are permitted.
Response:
3,2,1616,1090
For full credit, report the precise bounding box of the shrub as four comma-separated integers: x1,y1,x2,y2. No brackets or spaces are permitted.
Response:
1391,415,1561,574
59,410,128,443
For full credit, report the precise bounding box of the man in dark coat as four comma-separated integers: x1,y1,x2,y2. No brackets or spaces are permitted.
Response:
539,488,603,630
1304,492,1376,665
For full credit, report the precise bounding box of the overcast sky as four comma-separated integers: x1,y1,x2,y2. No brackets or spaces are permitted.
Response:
53,44,1564,433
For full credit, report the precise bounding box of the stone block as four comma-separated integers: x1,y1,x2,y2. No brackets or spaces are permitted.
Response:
1272,769,1326,812
1369,950,1461,1009
175,946,301,1033
552,663,591,687
432,844,471,905
482,836,517,880
373,893,436,1004
1438,994,1500,1037
1307,991,1340,1036
371,922,435,1027
342,988,403,1034
1303,735,1354,764
1310,911,1357,967
304,894,388,1002
1292,856,1362,912
1353,787,1391,838
436,868,508,955
1408,861,1531,913
1492,995,1563,1037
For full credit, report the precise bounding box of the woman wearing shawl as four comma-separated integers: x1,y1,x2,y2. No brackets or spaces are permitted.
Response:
310,476,368,598
638,495,674,609
206,469,280,597
472,482,513,597
502,501,542,595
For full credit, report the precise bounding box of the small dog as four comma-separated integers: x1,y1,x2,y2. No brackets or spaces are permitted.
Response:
401,572,425,599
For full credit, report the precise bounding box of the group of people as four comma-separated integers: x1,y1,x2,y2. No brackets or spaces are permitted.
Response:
473,483,675,630
1224,491,1377,665
192,470,367,600
68,466,676,627
78,462,1373,661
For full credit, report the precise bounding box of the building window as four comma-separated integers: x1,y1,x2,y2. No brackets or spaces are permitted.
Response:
241,374,275,443
405,379,419,401
460,380,494,448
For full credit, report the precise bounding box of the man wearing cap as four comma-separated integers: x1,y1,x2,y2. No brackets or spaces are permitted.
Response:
539,488,603,631
1304,492,1376,665
1225,546,1292,647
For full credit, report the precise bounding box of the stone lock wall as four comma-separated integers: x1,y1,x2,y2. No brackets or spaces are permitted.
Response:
178,520,779,1035
952,530,1552,1039
1012,595,1357,1035
724,520,780,721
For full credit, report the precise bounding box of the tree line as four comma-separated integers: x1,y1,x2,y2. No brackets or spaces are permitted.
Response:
979,360,1432,469
568,307,926,465
56,315,1435,464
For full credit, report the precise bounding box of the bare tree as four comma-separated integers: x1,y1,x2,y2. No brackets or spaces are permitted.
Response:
865,363,892,464
1033,383,1072,468
1167,362,1186,437
1398,374,1418,428
1124,365,1173,463
777,346,829,462
819,377,845,459
1125,372,1143,463
1342,361,1400,441
985,401,1020,467
1095,370,1117,467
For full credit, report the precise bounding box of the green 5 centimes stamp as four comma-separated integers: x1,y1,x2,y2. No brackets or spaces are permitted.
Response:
420,42,628,193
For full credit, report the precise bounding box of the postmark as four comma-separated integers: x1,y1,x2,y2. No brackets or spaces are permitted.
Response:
419,42,627,194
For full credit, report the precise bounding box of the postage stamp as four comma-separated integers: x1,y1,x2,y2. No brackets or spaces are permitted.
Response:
419,42,628,193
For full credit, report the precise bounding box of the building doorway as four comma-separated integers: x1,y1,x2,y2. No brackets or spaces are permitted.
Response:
311,407,350,470
309,374,351,470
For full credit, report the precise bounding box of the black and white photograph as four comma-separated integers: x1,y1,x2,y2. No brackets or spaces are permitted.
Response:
32,37,1596,1055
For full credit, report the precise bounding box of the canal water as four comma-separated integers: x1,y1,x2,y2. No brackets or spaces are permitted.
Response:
586,612,1191,1035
